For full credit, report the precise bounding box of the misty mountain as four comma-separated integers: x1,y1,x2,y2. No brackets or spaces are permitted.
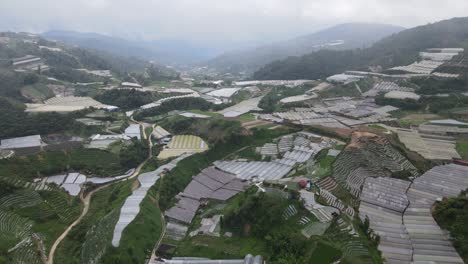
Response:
252,17,468,80
42,30,217,65
202,23,405,74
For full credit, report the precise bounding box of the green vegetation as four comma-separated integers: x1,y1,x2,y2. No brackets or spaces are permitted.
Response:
310,149,337,178
158,126,296,210
0,148,132,179
159,116,242,144
367,124,387,131
411,76,468,95
0,97,90,138
308,242,342,264
119,138,148,168
101,183,163,264
176,235,268,260
176,188,317,263
259,86,311,112
95,89,155,110
456,140,468,159
21,83,54,102
54,180,132,264
0,186,82,263
433,191,468,263
375,95,423,111
319,79,374,99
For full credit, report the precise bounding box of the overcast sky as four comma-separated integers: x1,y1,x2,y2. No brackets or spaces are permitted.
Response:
1,0,468,47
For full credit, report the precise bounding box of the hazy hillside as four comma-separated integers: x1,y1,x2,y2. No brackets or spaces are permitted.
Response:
253,17,468,80
42,31,217,65
203,23,404,74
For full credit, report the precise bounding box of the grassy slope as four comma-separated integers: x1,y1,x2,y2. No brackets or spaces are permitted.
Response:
456,140,468,159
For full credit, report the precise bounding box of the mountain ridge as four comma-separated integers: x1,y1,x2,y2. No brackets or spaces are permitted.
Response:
202,23,405,74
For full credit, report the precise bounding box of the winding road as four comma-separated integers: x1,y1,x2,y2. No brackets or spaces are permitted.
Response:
46,122,154,264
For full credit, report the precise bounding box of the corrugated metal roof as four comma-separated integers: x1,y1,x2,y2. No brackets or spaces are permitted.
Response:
0,135,42,149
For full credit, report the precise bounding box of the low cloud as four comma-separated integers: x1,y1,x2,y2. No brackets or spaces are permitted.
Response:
1,0,467,46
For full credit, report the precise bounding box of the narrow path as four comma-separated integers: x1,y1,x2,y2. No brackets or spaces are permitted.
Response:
47,123,154,264
150,201,167,261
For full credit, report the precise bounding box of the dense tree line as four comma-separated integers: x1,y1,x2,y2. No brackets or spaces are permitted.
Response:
375,95,423,111
224,191,310,263
254,17,468,80
411,76,468,95
433,191,468,262
0,97,86,138
45,67,104,83
95,89,154,110
119,139,148,168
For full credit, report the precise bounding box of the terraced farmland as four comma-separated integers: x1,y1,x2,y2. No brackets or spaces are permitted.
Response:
332,132,418,198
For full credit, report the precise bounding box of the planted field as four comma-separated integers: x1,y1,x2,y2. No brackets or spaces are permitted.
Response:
0,184,81,263
54,180,133,264
332,132,418,198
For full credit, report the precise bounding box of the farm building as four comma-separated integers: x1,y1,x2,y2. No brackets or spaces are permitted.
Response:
11,55,49,71
396,129,461,160
189,214,222,237
78,69,112,77
390,60,443,74
206,88,240,103
363,82,415,97
419,124,468,136
326,74,364,84
429,119,468,126
165,167,248,225
280,93,318,104
384,91,421,100
0,135,43,155
120,82,142,88
124,124,141,140
218,96,263,117
141,92,200,110
26,96,115,112
179,112,212,119
152,126,172,143
112,154,190,247
233,79,312,87
419,52,460,61
150,254,263,264
76,118,105,126
87,134,130,150
158,135,209,159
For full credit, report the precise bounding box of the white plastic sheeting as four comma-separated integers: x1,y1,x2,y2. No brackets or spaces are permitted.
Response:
111,154,191,247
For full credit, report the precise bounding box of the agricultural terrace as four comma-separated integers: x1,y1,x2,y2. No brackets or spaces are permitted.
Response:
0,185,81,263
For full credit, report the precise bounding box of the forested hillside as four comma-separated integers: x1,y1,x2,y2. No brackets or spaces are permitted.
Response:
253,17,468,80
204,23,403,74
